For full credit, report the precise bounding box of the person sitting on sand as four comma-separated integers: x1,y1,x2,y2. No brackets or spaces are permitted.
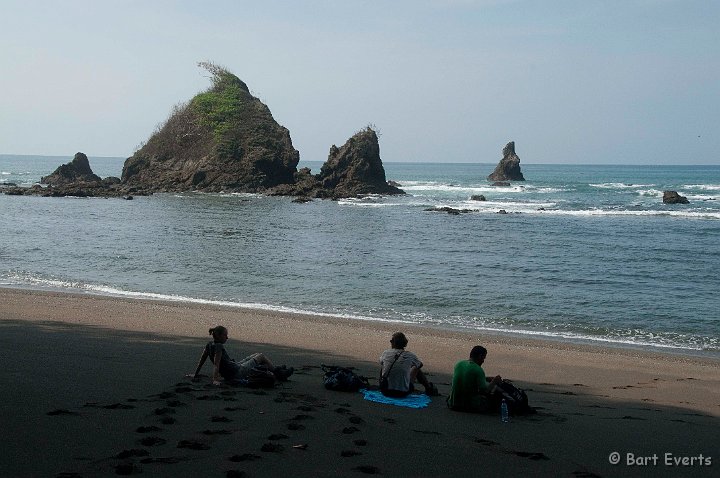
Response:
379,332,439,397
191,326,293,385
447,345,502,412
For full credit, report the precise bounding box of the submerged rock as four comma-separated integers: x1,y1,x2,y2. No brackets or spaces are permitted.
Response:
487,142,525,182
470,195,486,201
41,152,101,186
663,191,689,204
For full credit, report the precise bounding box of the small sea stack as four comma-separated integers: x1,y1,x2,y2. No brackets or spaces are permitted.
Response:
41,152,101,186
487,141,525,182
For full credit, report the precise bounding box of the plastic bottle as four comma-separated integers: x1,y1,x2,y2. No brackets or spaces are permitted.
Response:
500,399,509,423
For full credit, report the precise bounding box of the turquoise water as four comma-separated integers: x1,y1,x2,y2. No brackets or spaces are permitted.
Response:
1,155,719,356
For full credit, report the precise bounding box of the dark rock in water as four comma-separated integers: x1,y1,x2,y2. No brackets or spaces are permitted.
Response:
387,180,402,187
492,181,511,187
487,142,525,181
122,62,299,193
41,152,101,186
0,182,17,187
425,206,471,215
318,127,404,198
123,195,134,200
497,209,508,214
470,195,486,201
663,191,689,204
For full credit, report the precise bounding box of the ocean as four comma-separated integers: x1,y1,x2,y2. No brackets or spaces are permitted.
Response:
1,154,718,357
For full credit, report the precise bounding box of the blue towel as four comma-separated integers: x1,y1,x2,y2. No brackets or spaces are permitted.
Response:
360,389,431,408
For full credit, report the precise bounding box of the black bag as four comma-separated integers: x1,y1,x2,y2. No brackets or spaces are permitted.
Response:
497,379,534,415
322,365,369,392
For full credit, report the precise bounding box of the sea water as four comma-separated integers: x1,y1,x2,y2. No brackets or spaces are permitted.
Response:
1,155,718,356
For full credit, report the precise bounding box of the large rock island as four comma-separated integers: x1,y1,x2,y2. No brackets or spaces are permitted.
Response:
487,141,525,182
122,62,300,193
4,63,403,199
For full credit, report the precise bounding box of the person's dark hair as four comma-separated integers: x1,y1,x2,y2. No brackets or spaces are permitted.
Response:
390,332,408,349
470,345,487,360
209,325,227,341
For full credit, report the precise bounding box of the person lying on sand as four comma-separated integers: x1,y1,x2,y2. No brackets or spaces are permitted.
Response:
447,345,502,412
379,332,439,397
190,325,293,385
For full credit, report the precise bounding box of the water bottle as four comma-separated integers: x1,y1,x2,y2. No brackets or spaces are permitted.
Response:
500,399,509,423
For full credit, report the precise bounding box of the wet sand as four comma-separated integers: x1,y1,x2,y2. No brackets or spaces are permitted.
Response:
0,287,718,477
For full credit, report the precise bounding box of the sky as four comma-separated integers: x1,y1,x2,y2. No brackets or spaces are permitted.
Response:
0,0,718,164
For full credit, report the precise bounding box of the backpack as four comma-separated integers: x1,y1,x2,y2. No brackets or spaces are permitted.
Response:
497,379,535,415
322,365,369,392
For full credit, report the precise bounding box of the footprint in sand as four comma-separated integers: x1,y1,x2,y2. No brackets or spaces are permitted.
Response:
139,436,167,446
261,443,284,453
136,426,162,433
228,453,261,462
354,439,368,447
203,429,233,435
341,450,362,457
267,433,289,440
177,440,210,450
290,414,314,421
196,394,223,401
572,470,602,477
114,462,141,475
353,465,381,474
139,456,183,464
154,407,176,415
226,470,246,478
335,407,352,415
47,409,79,416
103,403,135,410
413,430,441,435
287,423,305,431
115,449,150,459
160,417,176,425
513,451,550,461
342,426,360,434
474,438,499,447
211,415,232,423
349,416,364,424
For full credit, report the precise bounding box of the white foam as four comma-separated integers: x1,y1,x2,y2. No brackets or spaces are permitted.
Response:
590,183,655,189
683,184,720,191
4,274,715,353
636,189,663,197
1,171,10,175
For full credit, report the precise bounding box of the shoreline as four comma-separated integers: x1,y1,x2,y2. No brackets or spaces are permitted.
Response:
2,283,716,361
2,287,718,477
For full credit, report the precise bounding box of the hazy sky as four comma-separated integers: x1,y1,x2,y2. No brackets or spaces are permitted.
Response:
1,0,717,164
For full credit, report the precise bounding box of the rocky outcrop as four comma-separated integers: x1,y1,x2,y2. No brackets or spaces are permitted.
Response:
121,62,299,193
318,128,403,198
267,127,404,199
663,191,689,204
487,142,525,182
470,195,486,201
6,65,403,200
41,152,101,186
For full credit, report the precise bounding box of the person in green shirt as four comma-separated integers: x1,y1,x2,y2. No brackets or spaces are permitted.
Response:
447,345,502,413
